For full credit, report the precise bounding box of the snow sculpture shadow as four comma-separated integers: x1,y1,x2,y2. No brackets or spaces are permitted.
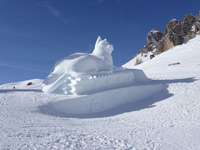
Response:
39,77,196,118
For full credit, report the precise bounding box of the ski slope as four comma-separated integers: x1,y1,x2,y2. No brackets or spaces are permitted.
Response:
0,35,200,149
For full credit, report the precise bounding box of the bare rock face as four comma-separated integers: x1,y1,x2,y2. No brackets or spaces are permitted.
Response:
183,14,197,43
163,14,198,47
184,30,196,43
195,13,200,35
156,35,174,54
147,29,163,44
195,22,200,33
165,19,185,36
183,14,196,29
132,11,200,66
133,29,163,60
162,15,196,49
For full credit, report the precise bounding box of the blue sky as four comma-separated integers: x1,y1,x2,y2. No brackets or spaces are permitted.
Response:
0,0,200,84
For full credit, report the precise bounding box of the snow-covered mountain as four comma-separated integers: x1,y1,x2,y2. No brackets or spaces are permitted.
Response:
127,11,200,66
1,35,200,149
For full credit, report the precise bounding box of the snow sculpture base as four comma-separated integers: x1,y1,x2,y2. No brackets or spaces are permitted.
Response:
51,83,164,114
46,67,150,95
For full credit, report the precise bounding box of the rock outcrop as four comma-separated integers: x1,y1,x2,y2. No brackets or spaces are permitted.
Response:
134,29,163,63
132,11,200,65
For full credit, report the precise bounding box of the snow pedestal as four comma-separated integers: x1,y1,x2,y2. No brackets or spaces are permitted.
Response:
51,83,163,114
69,69,136,95
50,67,150,95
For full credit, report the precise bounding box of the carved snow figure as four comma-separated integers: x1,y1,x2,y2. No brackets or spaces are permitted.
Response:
42,36,164,114
42,36,151,95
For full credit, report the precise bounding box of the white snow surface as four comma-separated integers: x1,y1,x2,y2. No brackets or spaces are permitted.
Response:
1,35,200,149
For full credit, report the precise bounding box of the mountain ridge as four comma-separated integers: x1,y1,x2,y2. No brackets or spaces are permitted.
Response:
129,11,200,66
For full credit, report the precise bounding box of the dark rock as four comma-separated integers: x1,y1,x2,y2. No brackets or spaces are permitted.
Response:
165,19,185,36
150,54,155,59
147,29,163,44
27,82,33,86
159,14,197,52
195,22,200,33
183,14,196,28
184,30,196,43
133,29,163,60
168,62,180,66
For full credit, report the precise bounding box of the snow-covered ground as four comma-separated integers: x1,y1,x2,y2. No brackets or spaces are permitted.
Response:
1,35,200,149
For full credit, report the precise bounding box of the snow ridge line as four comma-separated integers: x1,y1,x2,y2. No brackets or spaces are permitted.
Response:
89,69,136,79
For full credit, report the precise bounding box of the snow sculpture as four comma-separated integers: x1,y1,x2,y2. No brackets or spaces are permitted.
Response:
42,36,150,95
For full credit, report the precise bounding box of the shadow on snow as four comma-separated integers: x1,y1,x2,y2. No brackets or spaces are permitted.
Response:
0,89,42,93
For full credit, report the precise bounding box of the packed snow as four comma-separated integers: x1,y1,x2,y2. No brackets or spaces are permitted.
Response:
1,35,200,149
42,36,114,94
41,36,162,114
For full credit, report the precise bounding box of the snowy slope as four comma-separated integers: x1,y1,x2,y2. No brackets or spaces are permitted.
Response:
1,35,200,150
124,35,200,79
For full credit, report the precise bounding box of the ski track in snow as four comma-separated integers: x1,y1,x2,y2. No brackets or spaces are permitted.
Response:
1,36,200,149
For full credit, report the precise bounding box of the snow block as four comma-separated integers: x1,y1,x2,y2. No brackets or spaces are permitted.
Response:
51,83,164,114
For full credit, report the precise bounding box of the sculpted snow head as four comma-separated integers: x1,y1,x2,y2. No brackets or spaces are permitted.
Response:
93,36,114,55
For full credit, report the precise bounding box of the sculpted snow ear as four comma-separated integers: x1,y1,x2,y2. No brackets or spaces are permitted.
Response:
95,36,102,46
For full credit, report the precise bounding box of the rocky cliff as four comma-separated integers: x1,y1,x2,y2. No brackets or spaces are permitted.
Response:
132,11,200,66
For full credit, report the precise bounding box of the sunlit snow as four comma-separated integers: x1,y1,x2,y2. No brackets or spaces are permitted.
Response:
1,35,200,149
